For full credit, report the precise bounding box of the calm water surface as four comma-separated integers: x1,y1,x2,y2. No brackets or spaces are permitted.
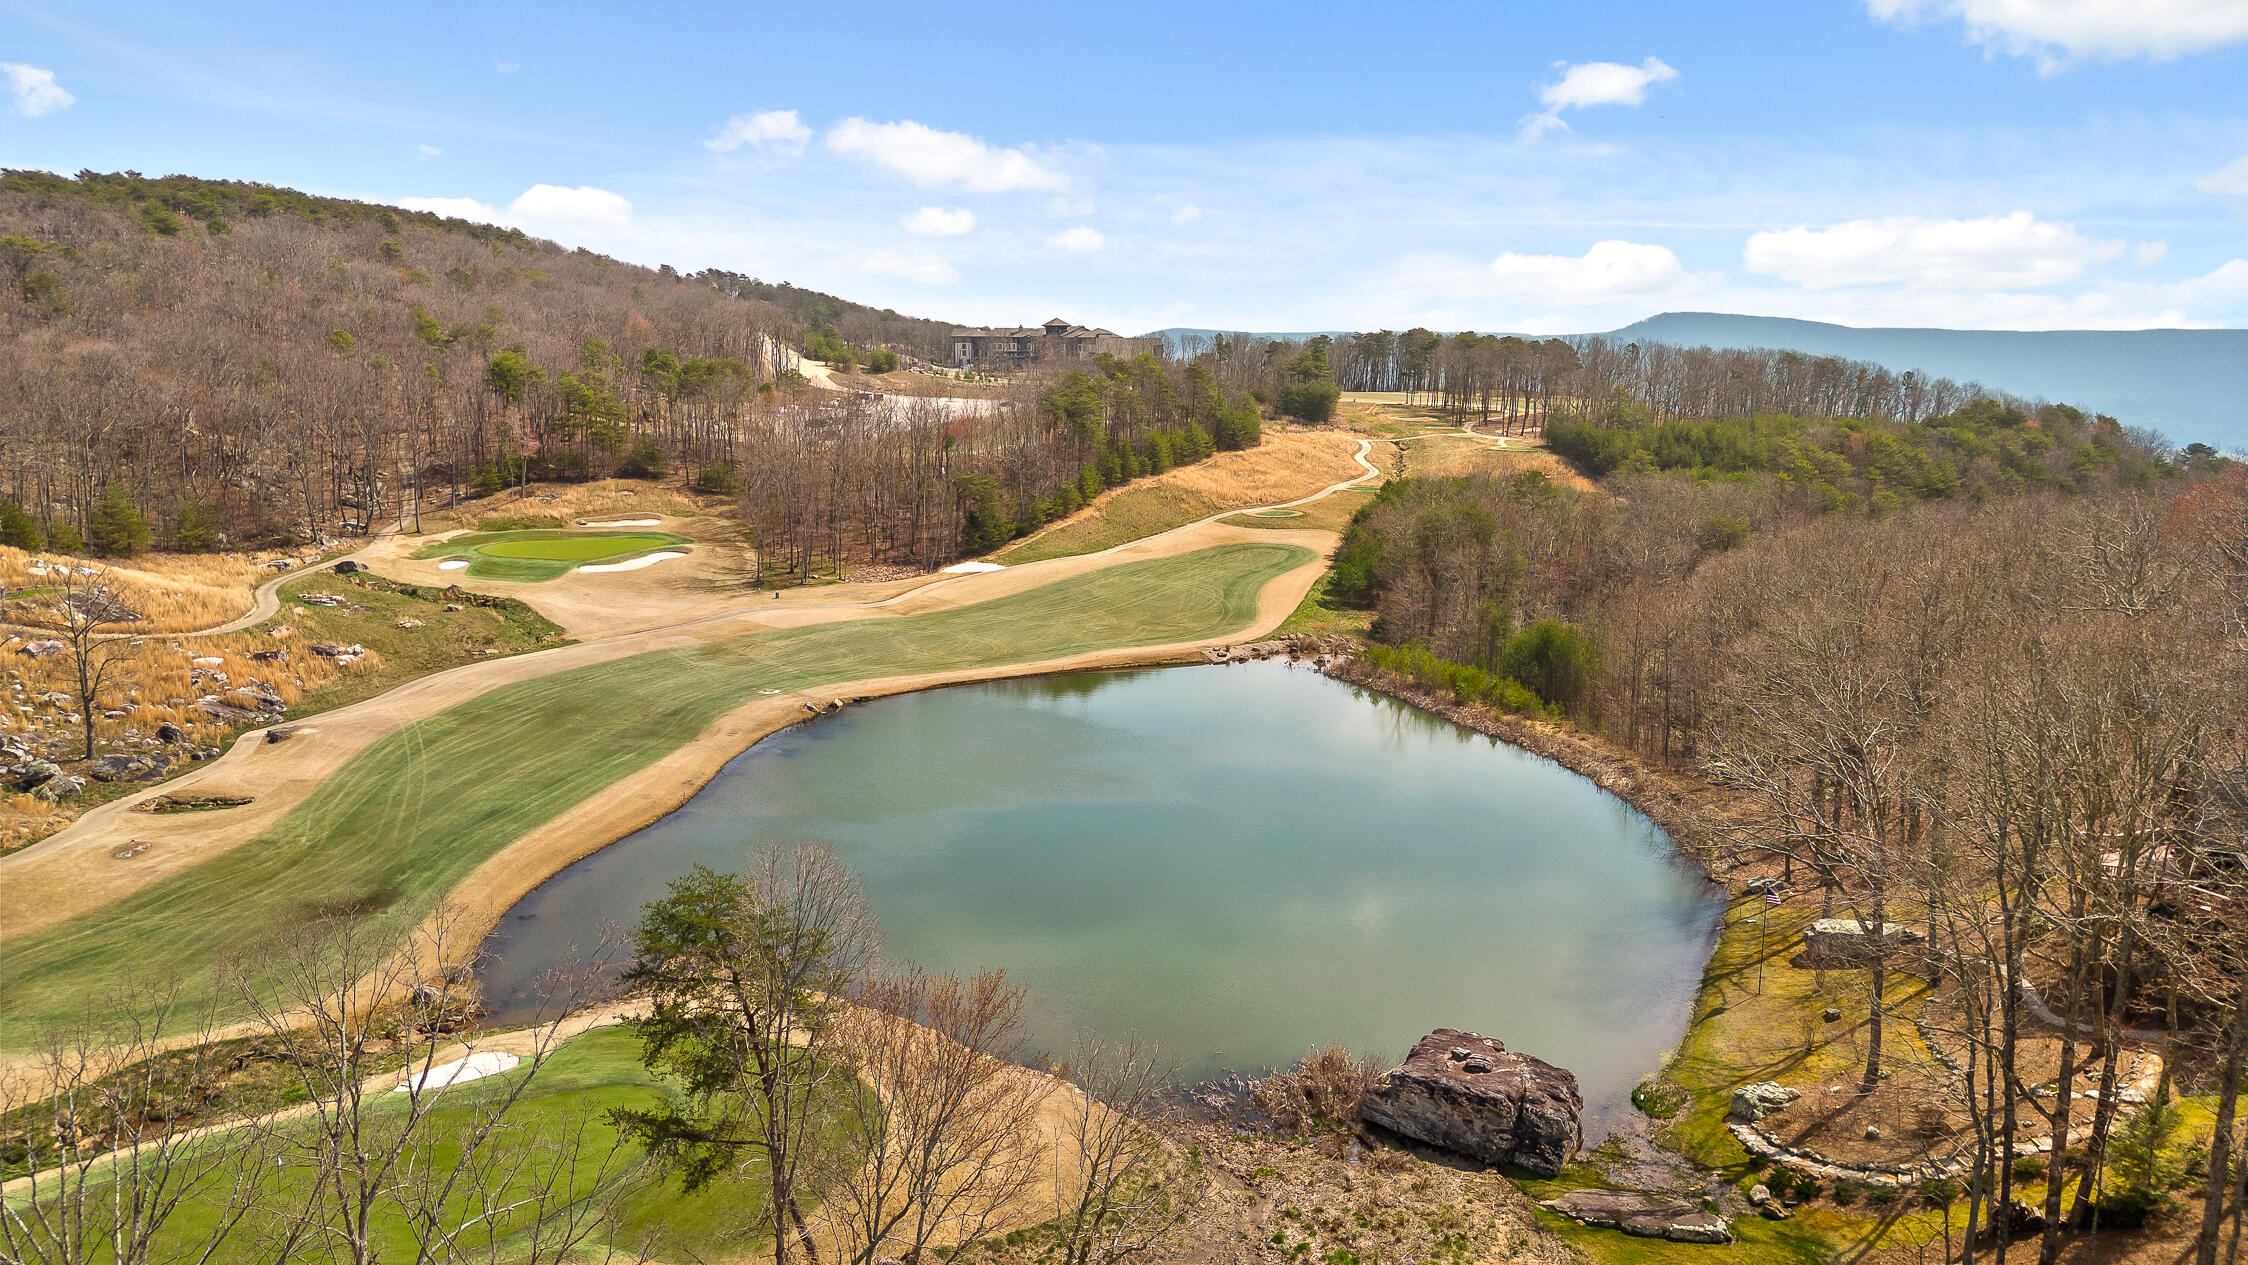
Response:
480,661,1721,1137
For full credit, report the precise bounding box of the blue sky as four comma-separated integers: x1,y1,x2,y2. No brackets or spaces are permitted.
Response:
4,0,2246,333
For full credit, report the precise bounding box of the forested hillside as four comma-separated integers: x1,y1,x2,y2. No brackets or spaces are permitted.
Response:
0,171,810,546
0,172,1292,573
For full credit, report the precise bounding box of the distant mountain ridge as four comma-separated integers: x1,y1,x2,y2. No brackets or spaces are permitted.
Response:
1149,314,2246,451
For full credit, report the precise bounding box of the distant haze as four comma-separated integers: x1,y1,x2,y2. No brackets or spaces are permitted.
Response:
1153,315,2248,452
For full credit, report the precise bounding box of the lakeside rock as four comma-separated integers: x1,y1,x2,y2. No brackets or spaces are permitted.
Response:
1360,1029,1582,1176
1543,1190,1734,1244
1730,1081,1801,1122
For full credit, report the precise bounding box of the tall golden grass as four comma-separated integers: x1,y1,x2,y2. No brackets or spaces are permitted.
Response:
0,546,312,633
449,479,704,530
1,609,373,845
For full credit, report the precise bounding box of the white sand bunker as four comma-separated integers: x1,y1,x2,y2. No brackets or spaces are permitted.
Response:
581,550,687,573
395,1050,519,1093
578,517,663,527
940,560,1007,574
438,559,471,570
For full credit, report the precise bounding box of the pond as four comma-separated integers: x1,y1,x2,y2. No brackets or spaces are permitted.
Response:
479,660,1723,1138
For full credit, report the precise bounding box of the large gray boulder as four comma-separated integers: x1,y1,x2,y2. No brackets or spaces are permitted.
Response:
1360,1029,1582,1176
1730,1080,1801,1122
1543,1190,1734,1244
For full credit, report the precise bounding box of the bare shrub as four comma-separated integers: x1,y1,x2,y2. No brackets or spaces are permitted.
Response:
1249,1044,1383,1134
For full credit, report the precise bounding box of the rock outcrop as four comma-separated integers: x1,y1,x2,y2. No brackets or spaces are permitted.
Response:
1543,1191,1734,1243
1359,1029,1581,1176
1729,1081,1801,1122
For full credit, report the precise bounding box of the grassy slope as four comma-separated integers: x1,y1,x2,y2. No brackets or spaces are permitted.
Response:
276,571,568,715
1520,895,1955,1265
1221,485,1373,534
993,485,1222,566
0,543,1312,1044
39,1025,858,1263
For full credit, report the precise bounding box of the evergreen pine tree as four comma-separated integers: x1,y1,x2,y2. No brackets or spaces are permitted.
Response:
0,500,41,550
88,482,153,558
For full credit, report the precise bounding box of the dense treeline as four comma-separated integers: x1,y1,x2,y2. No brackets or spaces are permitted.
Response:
1333,411,2175,735
0,171,821,547
1336,424,2248,1259
1548,398,2150,511
1322,326,2039,432
736,352,1266,579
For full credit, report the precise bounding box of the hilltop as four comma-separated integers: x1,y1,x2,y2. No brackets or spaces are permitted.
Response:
1153,313,2247,450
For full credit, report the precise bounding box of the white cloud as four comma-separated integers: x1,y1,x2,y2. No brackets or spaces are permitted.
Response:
397,195,501,222
900,206,975,237
1485,239,1695,304
1744,211,2124,290
826,117,1071,193
856,251,959,285
2199,156,2248,197
495,60,520,73
1521,57,1677,139
1865,0,2248,64
508,184,633,225
1047,226,1105,252
707,109,812,156
1755,257,2248,329
2,63,74,117
416,143,442,159
2134,240,2169,265
1170,203,1204,225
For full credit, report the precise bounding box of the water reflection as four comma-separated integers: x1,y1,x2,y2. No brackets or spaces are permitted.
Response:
479,661,1722,1140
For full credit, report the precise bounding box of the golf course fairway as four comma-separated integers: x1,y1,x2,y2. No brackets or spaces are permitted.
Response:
0,541,1313,1045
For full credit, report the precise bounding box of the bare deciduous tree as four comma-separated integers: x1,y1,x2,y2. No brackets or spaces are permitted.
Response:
823,966,1045,1265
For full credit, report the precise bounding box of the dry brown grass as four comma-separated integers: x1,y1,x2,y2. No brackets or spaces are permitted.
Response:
1147,426,1364,508
1400,437,1600,491
0,599,372,846
0,547,309,634
994,427,1366,564
441,479,708,531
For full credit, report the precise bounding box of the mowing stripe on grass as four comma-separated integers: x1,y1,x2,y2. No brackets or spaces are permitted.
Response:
0,543,1311,1044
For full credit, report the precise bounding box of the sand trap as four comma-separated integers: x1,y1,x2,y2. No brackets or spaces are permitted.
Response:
577,517,663,528
580,550,686,573
438,559,471,571
395,1050,519,1092
940,560,1008,574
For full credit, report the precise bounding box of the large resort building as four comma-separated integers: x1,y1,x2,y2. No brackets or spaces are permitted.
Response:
948,317,1157,371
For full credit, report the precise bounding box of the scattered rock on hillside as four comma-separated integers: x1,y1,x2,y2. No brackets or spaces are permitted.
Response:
1730,1081,1801,1122
88,753,170,783
334,560,365,574
156,722,188,745
9,760,64,791
33,773,87,801
1543,1191,1733,1243
1360,1029,1582,1177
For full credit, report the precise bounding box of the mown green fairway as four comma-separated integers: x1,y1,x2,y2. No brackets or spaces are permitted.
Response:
412,529,690,581
0,542,1312,1045
8,1026,859,1263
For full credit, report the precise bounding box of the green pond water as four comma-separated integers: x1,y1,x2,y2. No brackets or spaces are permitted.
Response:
480,661,1722,1136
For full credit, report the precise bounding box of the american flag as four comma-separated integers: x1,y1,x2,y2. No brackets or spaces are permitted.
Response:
1764,889,1782,906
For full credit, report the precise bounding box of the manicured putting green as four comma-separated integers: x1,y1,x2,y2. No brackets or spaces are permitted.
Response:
413,529,690,581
